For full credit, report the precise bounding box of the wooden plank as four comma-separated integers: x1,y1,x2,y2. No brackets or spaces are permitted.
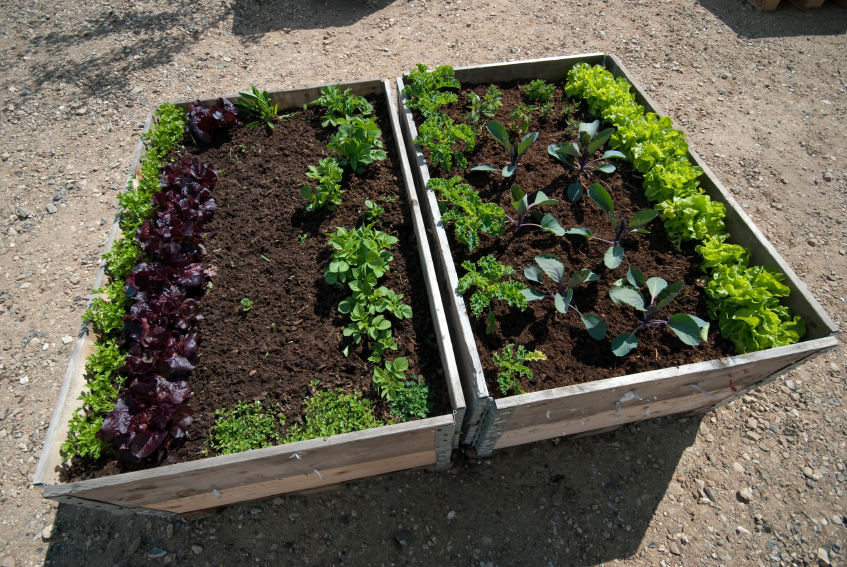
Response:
36,80,463,509
140,450,436,515
786,0,825,9
747,0,782,11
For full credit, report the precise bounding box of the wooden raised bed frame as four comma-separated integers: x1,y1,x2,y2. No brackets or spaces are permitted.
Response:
33,79,466,517
396,53,840,455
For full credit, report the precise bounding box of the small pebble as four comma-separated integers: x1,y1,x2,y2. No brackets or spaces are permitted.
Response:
191,545,203,555
447,511,456,520
737,487,753,503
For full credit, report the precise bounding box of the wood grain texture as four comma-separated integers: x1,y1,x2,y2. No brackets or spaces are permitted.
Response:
37,80,463,510
141,450,436,515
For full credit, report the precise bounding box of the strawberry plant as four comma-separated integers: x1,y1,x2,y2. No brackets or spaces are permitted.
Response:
456,255,528,334
471,120,538,178
565,183,657,269
301,157,344,211
522,254,606,340
492,344,546,396
427,177,506,252
548,120,626,201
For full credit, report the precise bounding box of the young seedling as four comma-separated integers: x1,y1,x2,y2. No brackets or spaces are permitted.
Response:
363,199,384,221
566,184,657,269
539,100,554,121
298,233,308,244
492,343,546,396
608,274,709,357
456,255,528,334
471,121,538,178
465,85,503,126
548,120,626,201
522,254,607,340
509,103,537,135
236,84,279,129
241,298,253,311
327,116,387,174
427,177,506,252
311,84,373,127
372,357,409,401
505,185,564,235
300,157,344,211
524,79,556,103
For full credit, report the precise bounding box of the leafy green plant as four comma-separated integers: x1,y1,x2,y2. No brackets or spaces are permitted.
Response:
301,157,344,211
505,185,563,235
465,85,503,126
456,255,528,334
471,121,538,178
416,112,476,171
402,64,461,118
654,194,726,250
298,233,308,244
427,177,506,252
285,381,384,443
565,183,657,269
373,357,409,401
364,199,384,221
311,84,373,127
391,375,433,422
82,280,130,336
236,84,279,129
102,237,142,280
539,100,554,121
327,116,387,174
492,344,546,396
325,223,398,286
509,103,537,135
209,401,284,455
241,298,253,311
524,79,556,103
609,275,709,357
522,254,606,340
548,120,626,202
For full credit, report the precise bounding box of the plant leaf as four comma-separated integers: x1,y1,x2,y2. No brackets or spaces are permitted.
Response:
470,165,499,172
626,266,645,289
580,120,600,139
655,281,684,311
548,142,580,161
587,183,614,216
533,191,558,207
580,313,607,340
393,357,410,372
567,268,598,288
609,286,645,311
524,264,543,283
595,163,616,174
503,165,516,177
510,185,528,215
535,253,566,283
566,182,584,202
554,291,568,313
604,246,624,269
539,213,565,236
689,315,711,342
517,132,539,156
521,287,546,302
603,149,627,160
667,313,703,346
565,227,593,238
486,121,512,152
628,208,658,229
587,127,615,154
611,333,639,357
646,277,668,301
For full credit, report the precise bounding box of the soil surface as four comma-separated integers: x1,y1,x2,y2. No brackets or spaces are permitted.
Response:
420,82,735,397
0,0,846,565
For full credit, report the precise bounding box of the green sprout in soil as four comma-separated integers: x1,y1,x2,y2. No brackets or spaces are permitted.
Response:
493,343,546,396
456,255,528,334
284,381,384,442
236,84,279,129
209,400,284,455
298,233,308,244
241,298,253,311
364,199,384,221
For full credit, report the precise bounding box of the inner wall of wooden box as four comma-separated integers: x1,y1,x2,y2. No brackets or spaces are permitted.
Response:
35,78,465,491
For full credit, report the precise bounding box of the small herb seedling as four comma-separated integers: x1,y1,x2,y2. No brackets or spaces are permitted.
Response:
505,185,564,235
236,84,279,129
471,121,538,178
492,344,546,396
547,120,626,201
298,233,308,244
456,255,528,334
522,254,607,340
364,199,384,221
608,274,709,357
373,357,409,401
509,103,537,135
465,85,503,127
301,157,344,211
241,298,254,311
565,184,657,269
524,79,556,103
539,100,554,121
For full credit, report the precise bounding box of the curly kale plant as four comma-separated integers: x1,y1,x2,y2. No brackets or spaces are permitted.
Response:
456,255,528,334
505,185,563,235
428,177,506,251
402,63,461,118
416,113,476,171
492,344,546,396
311,84,374,127
548,120,626,201
471,120,538,178
609,275,709,357
566,184,657,269
301,157,344,211
522,254,606,340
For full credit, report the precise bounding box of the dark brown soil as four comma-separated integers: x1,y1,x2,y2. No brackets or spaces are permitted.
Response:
63,96,449,480
418,81,735,399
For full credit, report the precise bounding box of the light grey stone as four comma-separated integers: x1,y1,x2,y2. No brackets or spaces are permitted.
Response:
45,204,57,214
737,487,753,502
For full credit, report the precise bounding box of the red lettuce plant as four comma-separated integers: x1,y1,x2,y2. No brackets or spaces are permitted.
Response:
186,98,238,144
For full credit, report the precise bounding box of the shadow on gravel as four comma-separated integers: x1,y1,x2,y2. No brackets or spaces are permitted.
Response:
42,414,702,566
698,0,847,38
231,0,386,36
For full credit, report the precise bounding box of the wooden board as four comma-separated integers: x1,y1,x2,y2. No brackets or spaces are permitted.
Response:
787,0,826,9
395,54,839,454
34,78,464,513
747,0,782,12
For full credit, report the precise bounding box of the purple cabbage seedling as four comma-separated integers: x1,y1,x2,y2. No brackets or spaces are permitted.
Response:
522,254,607,340
547,120,626,201
506,186,564,236
470,120,538,178
565,184,657,270
608,274,709,357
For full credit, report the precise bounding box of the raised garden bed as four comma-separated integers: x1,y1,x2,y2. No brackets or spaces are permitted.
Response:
396,54,839,453
33,79,464,516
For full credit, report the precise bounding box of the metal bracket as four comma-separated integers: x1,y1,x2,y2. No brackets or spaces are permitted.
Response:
434,423,454,466
473,405,516,457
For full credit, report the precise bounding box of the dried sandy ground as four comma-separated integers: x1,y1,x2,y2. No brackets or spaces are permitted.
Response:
0,0,846,565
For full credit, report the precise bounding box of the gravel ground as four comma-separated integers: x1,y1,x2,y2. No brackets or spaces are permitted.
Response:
0,0,846,565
